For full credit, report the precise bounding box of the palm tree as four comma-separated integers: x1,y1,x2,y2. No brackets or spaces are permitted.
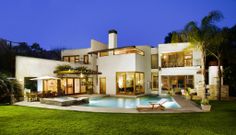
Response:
171,10,223,99
207,27,232,100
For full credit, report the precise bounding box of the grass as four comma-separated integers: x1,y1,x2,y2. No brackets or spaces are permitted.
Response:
0,101,236,135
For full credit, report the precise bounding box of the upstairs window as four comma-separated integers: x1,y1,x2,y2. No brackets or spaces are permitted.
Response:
75,56,80,63
63,56,70,62
84,55,89,64
113,47,144,56
151,54,158,69
100,51,109,57
63,55,80,63
184,52,193,66
161,51,192,67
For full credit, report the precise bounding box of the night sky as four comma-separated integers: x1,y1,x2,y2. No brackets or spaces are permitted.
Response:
0,0,236,50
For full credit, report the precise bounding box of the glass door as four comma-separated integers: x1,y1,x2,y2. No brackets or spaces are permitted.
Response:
66,79,74,94
80,78,87,93
74,78,80,94
100,77,106,94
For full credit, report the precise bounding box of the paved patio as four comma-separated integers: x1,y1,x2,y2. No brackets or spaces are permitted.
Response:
14,95,203,113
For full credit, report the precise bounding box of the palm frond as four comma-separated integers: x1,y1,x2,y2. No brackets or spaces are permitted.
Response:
201,10,223,29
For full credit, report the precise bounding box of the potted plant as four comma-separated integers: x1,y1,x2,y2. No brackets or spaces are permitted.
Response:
201,98,211,112
168,88,175,96
185,88,191,100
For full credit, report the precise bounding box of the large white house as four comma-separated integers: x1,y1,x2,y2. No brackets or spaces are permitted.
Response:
16,30,225,98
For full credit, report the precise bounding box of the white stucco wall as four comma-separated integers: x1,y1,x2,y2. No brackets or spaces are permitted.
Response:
209,66,223,85
136,46,152,94
91,39,107,51
97,54,137,95
151,47,158,54
15,56,76,90
96,45,152,95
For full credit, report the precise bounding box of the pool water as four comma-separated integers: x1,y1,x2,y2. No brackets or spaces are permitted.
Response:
81,95,181,109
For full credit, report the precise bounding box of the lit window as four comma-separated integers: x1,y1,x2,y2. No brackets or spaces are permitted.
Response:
113,48,144,56
151,54,158,69
100,51,109,57
63,56,69,62
84,55,89,64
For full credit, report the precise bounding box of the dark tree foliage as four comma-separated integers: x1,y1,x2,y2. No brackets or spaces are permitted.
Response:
0,72,23,103
221,25,236,96
164,32,173,43
164,31,187,43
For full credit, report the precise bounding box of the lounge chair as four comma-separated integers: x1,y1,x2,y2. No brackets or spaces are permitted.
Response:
136,105,153,111
136,99,167,111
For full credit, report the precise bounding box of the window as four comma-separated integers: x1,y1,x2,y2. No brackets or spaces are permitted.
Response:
61,77,93,95
186,75,194,88
184,52,193,66
161,51,192,67
116,72,144,95
70,57,75,63
63,56,69,62
151,72,158,90
100,51,109,57
84,55,89,64
113,47,144,56
151,54,158,69
75,56,80,63
161,75,194,91
63,55,80,63
43,80,58,92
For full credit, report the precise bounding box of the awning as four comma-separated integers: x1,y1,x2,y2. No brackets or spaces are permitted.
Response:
30,76,60,80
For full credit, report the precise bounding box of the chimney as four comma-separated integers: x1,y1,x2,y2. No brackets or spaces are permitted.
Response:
108,29,117,49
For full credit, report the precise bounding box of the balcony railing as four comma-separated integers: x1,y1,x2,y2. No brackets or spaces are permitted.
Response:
161,60,192,68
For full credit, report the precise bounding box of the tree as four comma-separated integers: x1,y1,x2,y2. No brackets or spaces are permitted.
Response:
207,28,229,100
0,72,23,104
171,10,223,99
0,39,11,73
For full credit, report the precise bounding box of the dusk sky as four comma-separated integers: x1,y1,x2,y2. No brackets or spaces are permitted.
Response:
0,0,236,49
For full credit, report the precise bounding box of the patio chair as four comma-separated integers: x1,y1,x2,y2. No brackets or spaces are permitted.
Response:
26,92,38,102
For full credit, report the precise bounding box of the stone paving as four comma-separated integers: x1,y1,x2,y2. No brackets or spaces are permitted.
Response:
14,95,203,113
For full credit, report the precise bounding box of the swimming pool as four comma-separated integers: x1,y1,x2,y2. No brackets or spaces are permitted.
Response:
81,95,181,109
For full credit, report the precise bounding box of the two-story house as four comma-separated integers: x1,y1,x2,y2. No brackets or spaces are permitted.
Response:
16,29,223,98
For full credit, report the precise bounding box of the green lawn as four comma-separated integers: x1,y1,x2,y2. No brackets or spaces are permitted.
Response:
0,101,236,135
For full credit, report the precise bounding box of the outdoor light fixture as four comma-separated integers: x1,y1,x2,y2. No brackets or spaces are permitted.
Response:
80,72,84,78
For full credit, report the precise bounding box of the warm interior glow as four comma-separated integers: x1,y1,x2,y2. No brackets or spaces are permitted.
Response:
113,47,144,56
116,72,144,95
43,79,57,92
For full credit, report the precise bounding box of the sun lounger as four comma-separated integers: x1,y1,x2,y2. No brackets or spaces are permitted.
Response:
136,105,153,111
136,99,167,111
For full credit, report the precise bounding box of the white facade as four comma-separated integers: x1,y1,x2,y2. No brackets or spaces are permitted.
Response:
16,30,218,97
158,43,203,94
97,45,152,95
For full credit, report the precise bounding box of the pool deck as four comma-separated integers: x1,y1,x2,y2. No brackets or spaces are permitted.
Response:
14,95,203,113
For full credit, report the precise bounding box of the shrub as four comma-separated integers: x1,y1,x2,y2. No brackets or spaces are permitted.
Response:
0,72,23,103
54,64,72,73
201,98,210,105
